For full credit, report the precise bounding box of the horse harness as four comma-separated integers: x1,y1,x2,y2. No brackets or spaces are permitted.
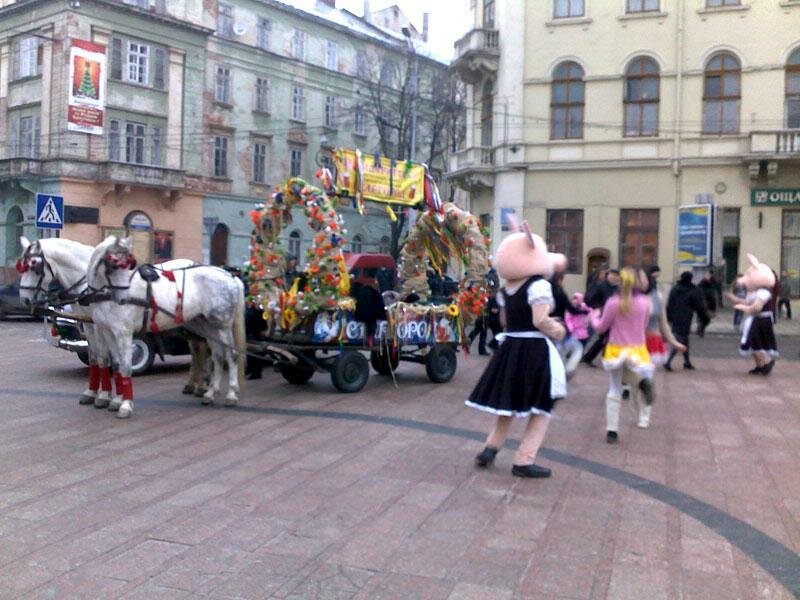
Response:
17,246,87,307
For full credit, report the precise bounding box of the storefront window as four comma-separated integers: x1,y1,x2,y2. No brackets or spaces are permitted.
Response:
619,209,659,268
546,209,583,274
153,230,173,262
781,210,800,296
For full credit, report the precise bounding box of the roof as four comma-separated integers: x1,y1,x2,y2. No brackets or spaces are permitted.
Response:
274,0,449,65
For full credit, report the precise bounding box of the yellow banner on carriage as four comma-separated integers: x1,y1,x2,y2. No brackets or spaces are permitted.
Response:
332,148,426,207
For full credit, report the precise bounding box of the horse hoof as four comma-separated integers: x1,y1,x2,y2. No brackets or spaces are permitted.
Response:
108,397,123,412
79,394,96,405
117,401,133,419
201,397,213,406
194,387,207,398
94,395,110,409
182,385,195,395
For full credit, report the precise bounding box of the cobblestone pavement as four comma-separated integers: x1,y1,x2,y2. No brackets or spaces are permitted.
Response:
0,320,799,599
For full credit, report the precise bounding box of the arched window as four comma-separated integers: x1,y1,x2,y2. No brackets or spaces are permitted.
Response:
624,56,660,137
480,79,494,148
787,48,800,129
288,230,301,261
5,206,24,263
703,52,740,134
551,61,584,139
351,234,363,254
378,235,390,254
210,223,229,266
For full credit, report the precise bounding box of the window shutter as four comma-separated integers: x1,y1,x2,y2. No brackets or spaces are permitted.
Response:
154,48,165,89
111,38,122,80
33,117,41,158
10,118,18,157
11,40,21,80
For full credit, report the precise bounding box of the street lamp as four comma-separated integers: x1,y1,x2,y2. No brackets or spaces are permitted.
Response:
402,27,418,162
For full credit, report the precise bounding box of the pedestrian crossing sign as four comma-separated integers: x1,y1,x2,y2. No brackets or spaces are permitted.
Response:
36,193,64,230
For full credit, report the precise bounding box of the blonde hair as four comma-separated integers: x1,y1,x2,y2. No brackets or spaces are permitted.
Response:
618,267,636,315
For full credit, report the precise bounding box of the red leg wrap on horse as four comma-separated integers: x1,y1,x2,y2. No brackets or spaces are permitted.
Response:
99,367,112,392
88,364,100,391
121,377,133,400
114,371,124,395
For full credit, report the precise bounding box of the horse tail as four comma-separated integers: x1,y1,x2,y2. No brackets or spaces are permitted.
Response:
233,283,247,391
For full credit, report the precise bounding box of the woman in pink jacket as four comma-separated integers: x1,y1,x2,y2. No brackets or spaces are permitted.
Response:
563,292,590,374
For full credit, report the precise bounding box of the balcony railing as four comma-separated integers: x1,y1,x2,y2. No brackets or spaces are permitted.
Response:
749,130,800,155
455,146,495,169
99,161,185,189
454,28,499,57
452,28,500,83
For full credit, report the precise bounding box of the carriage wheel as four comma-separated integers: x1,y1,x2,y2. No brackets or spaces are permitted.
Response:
330,350,369,393
370,348,399,375
425,344,457,384
280,362,315,385
131,337,155,376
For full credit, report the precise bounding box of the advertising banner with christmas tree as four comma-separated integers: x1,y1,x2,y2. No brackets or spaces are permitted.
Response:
67,40,106,135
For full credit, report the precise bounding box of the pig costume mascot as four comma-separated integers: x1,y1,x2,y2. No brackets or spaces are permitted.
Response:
726,254,778,375
466,222,567,478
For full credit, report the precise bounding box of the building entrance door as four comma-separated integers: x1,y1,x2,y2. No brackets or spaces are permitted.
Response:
722,241,739,285
781,210,800,297
210,223,229,266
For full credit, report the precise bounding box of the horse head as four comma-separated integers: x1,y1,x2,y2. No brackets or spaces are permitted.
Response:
18,237,53,306
88,236,138,303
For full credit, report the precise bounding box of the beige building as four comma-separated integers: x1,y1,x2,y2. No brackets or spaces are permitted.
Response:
449,0,800,295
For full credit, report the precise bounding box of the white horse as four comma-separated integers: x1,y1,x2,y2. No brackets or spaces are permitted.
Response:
86,235,246,418
17,237,211,409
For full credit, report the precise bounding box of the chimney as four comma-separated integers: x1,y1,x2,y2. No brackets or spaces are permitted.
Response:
422,12,429,42
363,0,371,23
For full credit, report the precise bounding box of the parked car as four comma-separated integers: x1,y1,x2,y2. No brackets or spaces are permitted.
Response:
0,268,32,319
49,312,193,375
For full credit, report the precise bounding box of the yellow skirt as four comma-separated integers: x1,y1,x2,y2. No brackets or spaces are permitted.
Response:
602,343,652,369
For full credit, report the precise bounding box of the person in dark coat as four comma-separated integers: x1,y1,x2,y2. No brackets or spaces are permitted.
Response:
698,272,717,314
665,271,710,371
244,304,270,379
468,271,502,355
581,269,620,367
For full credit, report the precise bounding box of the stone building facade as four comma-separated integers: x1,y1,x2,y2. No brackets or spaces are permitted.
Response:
449,0,800,294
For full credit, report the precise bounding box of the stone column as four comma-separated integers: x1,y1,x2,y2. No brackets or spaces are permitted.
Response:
167,48,185,171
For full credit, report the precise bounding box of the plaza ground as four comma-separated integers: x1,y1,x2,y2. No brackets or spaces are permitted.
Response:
0,319,798,599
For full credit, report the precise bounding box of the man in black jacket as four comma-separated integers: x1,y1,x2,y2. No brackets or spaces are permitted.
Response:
665,271,710,371
581,268,620,366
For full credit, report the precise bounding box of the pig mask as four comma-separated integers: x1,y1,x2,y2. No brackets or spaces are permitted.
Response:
738,254,775,292
494,221,567,283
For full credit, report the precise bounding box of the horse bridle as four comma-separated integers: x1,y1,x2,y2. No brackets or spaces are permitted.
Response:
81,251,138,303
17,246,87,307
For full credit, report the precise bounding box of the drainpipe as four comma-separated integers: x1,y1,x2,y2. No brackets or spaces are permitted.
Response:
672,0,685,276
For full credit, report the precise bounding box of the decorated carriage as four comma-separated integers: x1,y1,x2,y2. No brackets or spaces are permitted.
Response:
245,148,490,393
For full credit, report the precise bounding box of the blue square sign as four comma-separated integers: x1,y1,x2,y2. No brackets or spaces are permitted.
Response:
36,193,64,230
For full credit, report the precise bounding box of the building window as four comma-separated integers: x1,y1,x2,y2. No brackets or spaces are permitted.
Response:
151,126,162,166
10,115,40,158
290,148,302,177
288,230,301,260
551,61,584,139
325,95,336,128
127,42,149,84
215,66,231,104
125,122,146,164
257,17,271,51
706,0,740,6
703,52,740,134
292,29,306,60
217,2,234,38
351,235,363,254
325,40,338,71
12,36,40,80
786,48,800,129
255,77,270,113
626,0,658,12
378,236,390,254
291,85,305,121
546,210,583,274
109,120,120,161
214,136,228,178
380,60,396,87
354,106,366,135
481,79,494,147
620,209,659,268
483,0,495,27
554,0,584,18
624,56,659,137
253,142,267,183
356,51,367,79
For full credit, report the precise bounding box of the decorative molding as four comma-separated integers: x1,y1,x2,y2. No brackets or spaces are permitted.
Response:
545,17,593,28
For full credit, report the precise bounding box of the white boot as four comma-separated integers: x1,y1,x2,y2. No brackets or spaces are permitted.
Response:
108,395,123,411
117,400,134,419
637,405,652,429
224,390,238,407
94,390,110,409
605,394,622,434
79,388,97,405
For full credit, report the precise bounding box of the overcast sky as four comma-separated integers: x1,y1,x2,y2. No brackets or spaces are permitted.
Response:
337,0,470,61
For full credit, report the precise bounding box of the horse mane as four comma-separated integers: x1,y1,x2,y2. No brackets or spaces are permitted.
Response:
39,237,94,262
87,236,120,287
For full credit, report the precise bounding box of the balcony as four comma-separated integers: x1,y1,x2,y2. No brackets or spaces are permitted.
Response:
0,158,41,178
749,130,800,157
446,146,495,191
98,161,186,190
451,28,499,84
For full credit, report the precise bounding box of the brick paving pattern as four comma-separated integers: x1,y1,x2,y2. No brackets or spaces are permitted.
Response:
0,320,798,599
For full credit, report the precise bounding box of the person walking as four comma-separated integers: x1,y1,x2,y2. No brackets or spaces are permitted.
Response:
581,269,620,367
563,292,590,375
589,267,655,444
468,271,502,355
665,271,710,371
778,271,792,320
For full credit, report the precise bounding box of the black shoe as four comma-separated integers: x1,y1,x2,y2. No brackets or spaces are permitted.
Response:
475,446,498,467
663,363,673,372
761,360,775,376
748,366,764,375
639,378,655,406
511,464,552,478
683,363,696,370
606,431,619,444
621,387,630,401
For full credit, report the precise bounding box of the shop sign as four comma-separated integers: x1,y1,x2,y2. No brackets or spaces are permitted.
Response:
751,189,800,207
677,204,713,266
67,40,106,135
127,213,152,230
